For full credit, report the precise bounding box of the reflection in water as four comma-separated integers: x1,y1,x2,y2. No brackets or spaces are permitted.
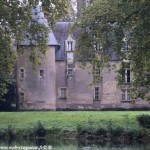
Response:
0,138,150,150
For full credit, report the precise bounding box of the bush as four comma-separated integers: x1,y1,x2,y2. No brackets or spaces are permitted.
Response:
0,130,4,138
110,127,124,137
125,129,144,141
77,125,95,136
136,114,150,129
4,125,16,139
48,127,61,135
95,128,107,136
33,121,47,137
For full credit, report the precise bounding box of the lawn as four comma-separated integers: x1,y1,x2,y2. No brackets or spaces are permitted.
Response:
0,111,150,132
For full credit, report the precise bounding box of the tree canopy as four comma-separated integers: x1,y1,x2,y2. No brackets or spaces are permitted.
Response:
74,0,150,100
0,0,69,101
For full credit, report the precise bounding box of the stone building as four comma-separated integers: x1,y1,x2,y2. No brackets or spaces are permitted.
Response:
16,1,150,110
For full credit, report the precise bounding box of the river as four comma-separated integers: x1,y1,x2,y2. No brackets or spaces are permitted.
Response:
0,138,150,150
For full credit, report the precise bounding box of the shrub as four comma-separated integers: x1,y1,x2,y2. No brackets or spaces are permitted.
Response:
136,114,150,129
77,125,94,136
48,127,61,135
4,125,16,139
33,121,47,137
0,130,4,138
123,128,144,142
110,127,124,137
95,128,107,136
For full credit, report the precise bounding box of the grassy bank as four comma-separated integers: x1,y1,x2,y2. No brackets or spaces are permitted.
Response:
0,111,150,141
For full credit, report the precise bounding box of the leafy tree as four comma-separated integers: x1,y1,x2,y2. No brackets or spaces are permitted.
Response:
74,0,150,100
0,0,69,102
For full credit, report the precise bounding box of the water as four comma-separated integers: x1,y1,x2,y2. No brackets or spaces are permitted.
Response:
0,138,150,150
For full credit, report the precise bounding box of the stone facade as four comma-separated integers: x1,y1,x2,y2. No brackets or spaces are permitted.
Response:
17,43,150,110
17,46,56,110
16,4,150,110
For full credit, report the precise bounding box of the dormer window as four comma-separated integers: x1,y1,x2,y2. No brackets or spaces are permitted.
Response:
67,41,73,51
65,35,75,51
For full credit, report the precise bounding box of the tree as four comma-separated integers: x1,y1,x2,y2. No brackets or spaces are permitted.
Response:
0,0,69,102
74,0,150,100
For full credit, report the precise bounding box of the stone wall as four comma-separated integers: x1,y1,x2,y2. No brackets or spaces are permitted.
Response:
101,62,121,105
17,46,56,110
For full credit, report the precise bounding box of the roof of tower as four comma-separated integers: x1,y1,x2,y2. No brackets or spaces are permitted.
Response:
19,5,59,46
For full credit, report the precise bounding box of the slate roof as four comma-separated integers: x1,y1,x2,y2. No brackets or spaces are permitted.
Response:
53,22,76,61
18,3,120,61
19,5,59,46
53,21,81,61
19,32,59,46
53,21,120,61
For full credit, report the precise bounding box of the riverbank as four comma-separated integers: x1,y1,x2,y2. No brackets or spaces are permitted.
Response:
0,111,150,141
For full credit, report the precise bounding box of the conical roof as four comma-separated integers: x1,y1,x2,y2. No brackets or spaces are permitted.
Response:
20,5,59,46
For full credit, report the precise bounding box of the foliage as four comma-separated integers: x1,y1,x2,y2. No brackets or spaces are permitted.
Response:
0,0,69,102
4,125,16,139
0,111,149,132
0,82,16,111
0,111,149,140
74,0,150,100
136,114,150,129
33,121,47,137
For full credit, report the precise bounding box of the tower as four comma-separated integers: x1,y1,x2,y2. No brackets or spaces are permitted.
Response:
16,5,58,110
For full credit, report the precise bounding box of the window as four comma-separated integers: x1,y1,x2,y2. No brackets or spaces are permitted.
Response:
125,68,131,83
67,41,73,51
94,87,100,100
19,68,25,80
121,41,128,51
93,35,101,51
93,65,100,76
60,88,67,99
67,64,73,76
20,92,25,102
93,42,101,51
40,70,45,77
66,52,74,62
86,0,92,5
121,37,128,51
121,89,131,101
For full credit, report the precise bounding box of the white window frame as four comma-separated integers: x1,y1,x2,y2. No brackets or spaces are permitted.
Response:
40,69,45,78
67,64,73,76
19,68,25,80
121,37,129,52
93,35,101,51
93,65,100,77
125,68,131,83
59,87,67,99
121,89,131,101
66,51,74,63
67,41,73,51
94,87,100,100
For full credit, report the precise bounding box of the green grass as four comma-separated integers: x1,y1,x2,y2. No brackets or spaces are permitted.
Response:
0,111,150,132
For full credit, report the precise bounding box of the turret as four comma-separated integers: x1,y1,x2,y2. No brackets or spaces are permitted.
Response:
16,5,58,110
